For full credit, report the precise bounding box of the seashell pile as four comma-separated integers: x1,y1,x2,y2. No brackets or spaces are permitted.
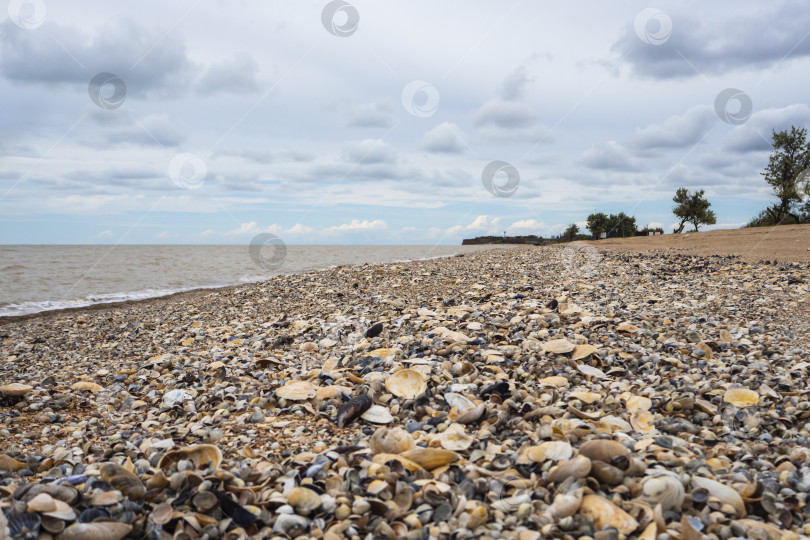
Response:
1,246,809,538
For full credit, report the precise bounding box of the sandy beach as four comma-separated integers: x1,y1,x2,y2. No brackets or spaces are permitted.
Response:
2,232,810,538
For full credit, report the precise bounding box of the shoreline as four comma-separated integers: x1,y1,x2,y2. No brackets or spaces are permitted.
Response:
0,246,515,326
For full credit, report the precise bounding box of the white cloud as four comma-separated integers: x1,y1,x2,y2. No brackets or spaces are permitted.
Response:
96,229,114,238
323,219,387,233
422,122,468,154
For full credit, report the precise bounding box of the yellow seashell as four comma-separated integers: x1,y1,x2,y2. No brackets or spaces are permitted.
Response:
385,369,427,399
276,381,316,401
400,448,459,470
723,387,759,408
542,338,575,354
571,344,597,361
71,381,103,392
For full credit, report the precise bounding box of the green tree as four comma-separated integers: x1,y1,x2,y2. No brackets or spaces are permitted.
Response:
761,126,810,224
607,212,637,237
672,188,716,232
562,223,579,242
585,212,609,239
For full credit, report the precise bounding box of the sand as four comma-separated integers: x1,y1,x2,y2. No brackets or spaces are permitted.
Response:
588,224,810,263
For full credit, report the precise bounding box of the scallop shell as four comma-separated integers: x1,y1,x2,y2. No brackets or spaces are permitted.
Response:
579,494,639,535
438,423,474,451
369,427,415,454
0,383,33,396
571,344,597,361
27,493,57,513
539,376,569,388
723,387,759,408
385,369,426,399
276,381,316,401
542,338,575,354
400,448,459,470
361,405,394,424
625,395,652,412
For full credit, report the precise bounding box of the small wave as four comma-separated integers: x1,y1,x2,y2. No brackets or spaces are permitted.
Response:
0,286,224,318
1,264,27,271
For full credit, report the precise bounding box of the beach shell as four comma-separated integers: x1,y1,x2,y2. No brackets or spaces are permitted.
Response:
368,347,397,358
438,423,474,451
547,485,583,519
692,476,746,516
723,387,759,408
547,456,592,484
542,338,575,354
539,376,569,388
0,383,33,396
157,444,222,471
71,381,102,392
630,409,656,433
0,453,25,472
58,522,132,540
520,441,573,463
288,487,321,516
99,463,146,500
385,369,426,399
369,427,415,454
444,392,475,411
571,344,597,361
577,364,607,379
616,322,639,333
276,381,316,401
641,472,685,510
361,405,394,424
625,395,652,412
400,448,459,470
455,403,486,424
28,493,57,512
579,494,639,535
336,394,372,427
466,505,488,530
568,390,602,404
578,439,629,463
315,385,350,400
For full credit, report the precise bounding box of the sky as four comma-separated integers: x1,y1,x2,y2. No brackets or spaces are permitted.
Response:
1,1,809,245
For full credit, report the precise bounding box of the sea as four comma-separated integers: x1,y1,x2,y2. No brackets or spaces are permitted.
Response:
0,245,511,317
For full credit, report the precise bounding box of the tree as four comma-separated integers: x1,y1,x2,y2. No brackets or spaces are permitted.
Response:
761,126,810,224
672,188,716,232
606,212,637,237
586,212,609,239
562,223,579,242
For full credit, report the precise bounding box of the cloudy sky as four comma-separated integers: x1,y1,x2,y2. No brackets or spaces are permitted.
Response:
2,1,809,245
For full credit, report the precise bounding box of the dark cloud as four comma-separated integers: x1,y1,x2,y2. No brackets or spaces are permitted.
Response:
80,112,184,148
612,2,810,79
342,139,398,164
581,141,646,171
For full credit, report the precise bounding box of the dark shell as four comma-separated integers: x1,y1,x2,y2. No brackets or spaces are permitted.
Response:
7,512,41,539
336,394,372,428
79,507,111,523
365,322,384,338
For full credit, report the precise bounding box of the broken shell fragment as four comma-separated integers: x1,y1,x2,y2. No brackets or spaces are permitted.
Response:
579,494,639,535
723,387,759,408
437,423,474,451
369,427,415,454
542,338,575,354
276,380,316,401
